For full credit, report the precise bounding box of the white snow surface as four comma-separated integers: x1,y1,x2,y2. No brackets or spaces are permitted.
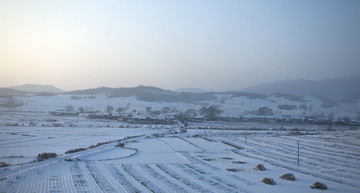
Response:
1,129,359,193
0,94,359,192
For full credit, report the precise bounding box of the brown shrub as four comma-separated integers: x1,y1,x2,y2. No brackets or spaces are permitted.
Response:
254,164,266,171
65,147,87,154
260,178,275,185
0,162,10,167
89,142,108,149
279,173,296,181
310,182,327,190
116,142,125,147
37,152,57,161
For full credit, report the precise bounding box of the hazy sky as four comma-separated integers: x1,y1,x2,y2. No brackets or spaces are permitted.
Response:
1,0,360,91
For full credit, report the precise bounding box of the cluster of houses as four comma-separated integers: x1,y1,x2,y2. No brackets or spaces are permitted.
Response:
89,112,176,125
48,109,360,126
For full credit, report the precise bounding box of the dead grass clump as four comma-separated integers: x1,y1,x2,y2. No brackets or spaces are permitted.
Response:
254,164,266,171
349,126,358,130
289,131,305,135
221,141,244,149
279,173,296,181
51,123,64,127
227,168,242,172
96,142,107,146
64,158,80,162
310,182,327,190
89,141,108,149
116,142,125,147
3,156,24,158
260,178,275,185
233,161,246,164
152,133,163,138
65,147,87,154
0,162,10,167
37,152,57,161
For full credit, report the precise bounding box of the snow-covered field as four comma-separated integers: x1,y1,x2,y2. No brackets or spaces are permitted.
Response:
2,93,360,119
1,129,359,192
0,94,359,192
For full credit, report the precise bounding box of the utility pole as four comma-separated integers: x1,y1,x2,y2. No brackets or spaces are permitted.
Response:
222,124,224,135
245,132,247,144
297,141,300,166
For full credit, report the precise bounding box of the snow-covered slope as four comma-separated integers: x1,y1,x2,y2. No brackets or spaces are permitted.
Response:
0,128,359,193
0,93,359,192
1,92,359,120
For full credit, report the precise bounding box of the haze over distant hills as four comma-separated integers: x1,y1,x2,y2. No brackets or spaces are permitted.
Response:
9,84,64,93
1,75,359,103
67,85,216,103
176,88,207,93
243,75,360,102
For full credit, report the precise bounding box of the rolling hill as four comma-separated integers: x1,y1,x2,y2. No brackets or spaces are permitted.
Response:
243,75,360,102
67,85,216,103
0,88,27,96
9,84,64,93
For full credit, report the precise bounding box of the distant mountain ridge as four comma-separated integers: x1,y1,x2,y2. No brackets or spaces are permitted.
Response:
243,75,360,102
67,85,216,103
66,85,273,103
9,84,64,93
2,75,359,103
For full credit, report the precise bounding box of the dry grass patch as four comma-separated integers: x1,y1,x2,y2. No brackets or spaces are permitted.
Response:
37,152,57,161
0,162,10,167
310,182,327,190
116,142,125,147
279,173,296,181
254,164,266,171
221,157,233,160
65,147,87,154
233,161,246,164
260,178,275,185
226,168,242,172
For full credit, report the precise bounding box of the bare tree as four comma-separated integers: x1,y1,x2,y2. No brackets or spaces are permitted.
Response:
162,106,171,114
65,105,74,111
1,96,24,109
106,106,114,113
117,107,126,113
184,108,197,117
327,112,335,121
78,107,84,113
198,105,223,120
146,106,152,112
